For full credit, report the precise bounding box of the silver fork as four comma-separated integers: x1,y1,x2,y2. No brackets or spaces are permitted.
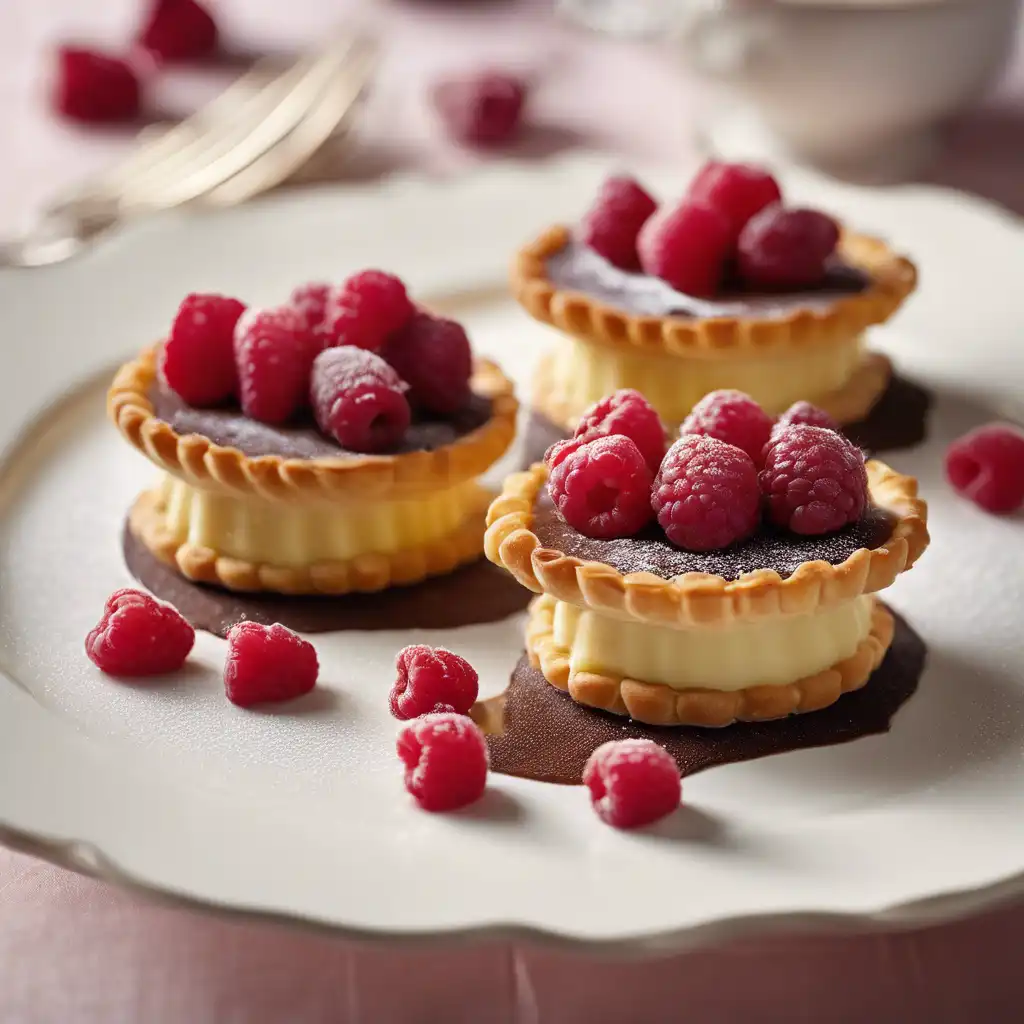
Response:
3,34,377,269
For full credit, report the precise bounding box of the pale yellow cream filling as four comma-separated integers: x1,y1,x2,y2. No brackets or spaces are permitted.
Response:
547,334,864,424
551,596,873,691
155,474,489,567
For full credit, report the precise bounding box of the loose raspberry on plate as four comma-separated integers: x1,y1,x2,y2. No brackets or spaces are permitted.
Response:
688,161,782,238
583,739,681,830
737,205,840,290
224,622,319,708
320,270,416,352
543,437,584,472
86,588,195,677
159,293,246,406
652,435,761,551
680,389,773,464
397,712,489,812
390,645,479,720
382,312,472,415
579,176,658,270
945,423,1024,514
549,434,655,539
289,281,332,338
760,425,868,535
310,346,411,452
53,47,142,123
574,389,666,473
637,199,732,297
432,71,526,146
773,400,839,437
138,0,218,63
235,306,316,424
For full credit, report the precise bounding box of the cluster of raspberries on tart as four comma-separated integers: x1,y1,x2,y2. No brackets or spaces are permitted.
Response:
158,270,474,453
544,389,870,551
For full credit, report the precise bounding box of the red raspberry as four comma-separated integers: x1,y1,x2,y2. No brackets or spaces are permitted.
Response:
397,713,489,812
543,437,584,472
53,47,142,123
390,645,479,720
138,0,218,63
320,271,415,352
945,423,1024,514
310,346,411,452
549,434,654,539
235,306,316,424
583,739,681,830
637,200,732,297
738,206,840,290
289,282,332,338
224,622,319,708
382,312,473,415
574,389,666,473
652,435,761,551
432,71,526,146
688,161,782,237
579,176,658,270
773,400,839,437
86,588,194,677
681,389,773,464
159,293,246,406
760,425,868,535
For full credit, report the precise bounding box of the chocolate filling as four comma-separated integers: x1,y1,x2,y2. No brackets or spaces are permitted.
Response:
475,609,925,785
122,524,532,636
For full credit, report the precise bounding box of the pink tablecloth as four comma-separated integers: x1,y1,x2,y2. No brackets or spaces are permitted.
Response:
2,2,1023,1021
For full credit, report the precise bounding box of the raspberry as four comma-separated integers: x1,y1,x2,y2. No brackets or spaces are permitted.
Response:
549,435,654,539
310,346,411,452
574,389,666,473
945,423,1024,514
773,400,839,437
583,739,681,830
637,200,732,297
688,161,782,236
289,282,332,338
53,47,142,123
320,271,415,352
159,293,246,406
138,0,218,62
760,425,868,535
432,71,526,146
653,435,761,552
738,206,840,290
390,645,479,720
224,622,318,708
86,588,194,677
680,389,773,464
397,713,489,812
579,176,658,270
234,306,316,424
382,312,472,415
543,437,584,472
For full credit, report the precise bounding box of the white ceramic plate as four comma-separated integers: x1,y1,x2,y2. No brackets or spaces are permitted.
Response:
1,155,1022,952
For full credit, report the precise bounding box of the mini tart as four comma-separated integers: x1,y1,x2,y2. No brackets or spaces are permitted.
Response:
513,224,917,427
485,460,928,726
110,345,518,595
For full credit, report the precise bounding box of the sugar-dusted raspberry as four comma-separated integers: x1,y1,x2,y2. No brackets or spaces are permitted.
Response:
760,425,868,535
574,389,666,473
688,161,782,236
224,622,318,708
738,205,840,290
652,435,760,551
549,434,655,539
382,312,472,415
159,293,246,406
773,400,839,437
583,739,681,830
681,389,773,464
86,588,194,677
397,712,489,812
234,306,316,424
310,346,411,452
54,47,142,123
320,270,416,352
945,423,1024,514
579,176,658,270
543,437,584,472
432,71,526,146
138,0,219,62
289,281,332,337
390,645,479,720
637,199,732,297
